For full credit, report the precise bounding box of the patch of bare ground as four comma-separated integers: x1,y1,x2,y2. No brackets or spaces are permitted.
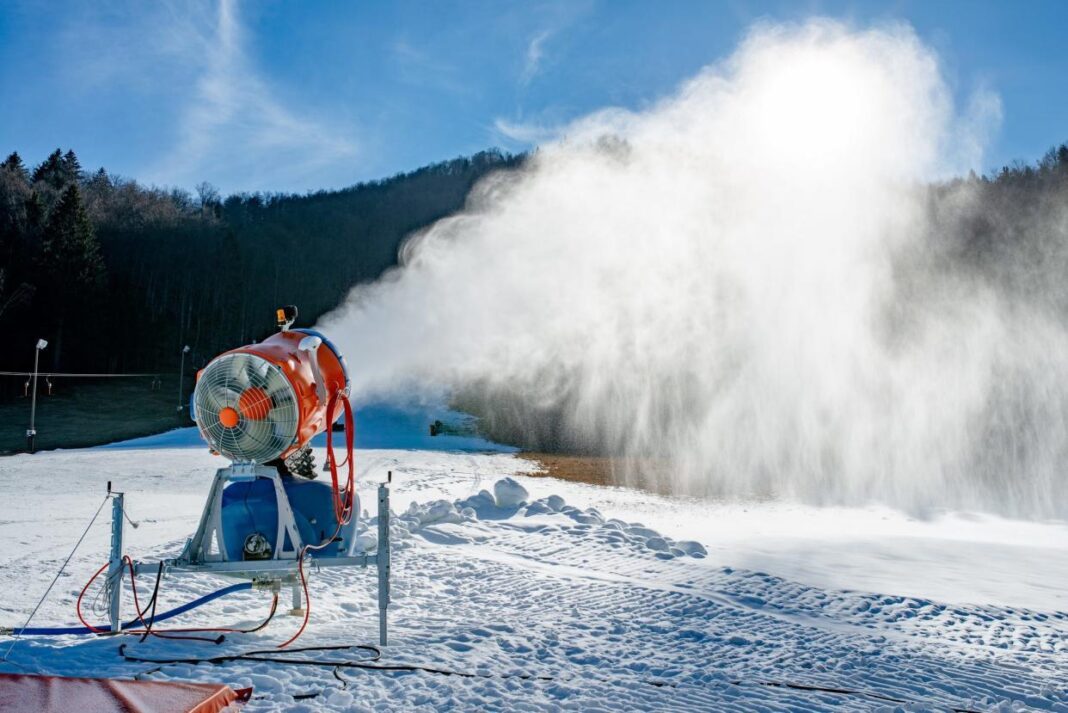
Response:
517,452,674,494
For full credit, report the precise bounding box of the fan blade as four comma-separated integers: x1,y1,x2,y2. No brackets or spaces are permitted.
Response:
253,357,271,381
267,402,297,428
236,418,276,459
238,357,259,389
198,386,227,422
261,367,290,397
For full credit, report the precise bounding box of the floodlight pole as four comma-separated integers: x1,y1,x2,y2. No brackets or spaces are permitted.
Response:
177,345,190,414
27,339,47,453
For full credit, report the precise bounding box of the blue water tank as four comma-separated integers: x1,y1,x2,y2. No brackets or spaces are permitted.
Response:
220,476,347,560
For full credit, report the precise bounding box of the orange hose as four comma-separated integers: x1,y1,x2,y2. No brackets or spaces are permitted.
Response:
75,562,111,634
279,389,356,649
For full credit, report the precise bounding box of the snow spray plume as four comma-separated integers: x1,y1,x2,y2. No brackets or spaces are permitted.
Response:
319,21,1068,518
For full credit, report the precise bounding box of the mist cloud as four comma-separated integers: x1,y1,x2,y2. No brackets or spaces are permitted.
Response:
319,21,1068,518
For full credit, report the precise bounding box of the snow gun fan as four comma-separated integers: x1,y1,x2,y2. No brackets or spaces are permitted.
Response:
194,351,300,467
193,304,350,478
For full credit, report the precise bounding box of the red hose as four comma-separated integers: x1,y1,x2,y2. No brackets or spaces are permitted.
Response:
75,562,111,634
325,390,355,524
280,388,356,649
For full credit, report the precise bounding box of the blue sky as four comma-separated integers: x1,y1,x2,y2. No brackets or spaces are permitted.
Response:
2,0,1066,196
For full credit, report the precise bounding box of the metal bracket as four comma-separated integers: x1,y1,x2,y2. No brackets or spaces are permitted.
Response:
179,465,304,565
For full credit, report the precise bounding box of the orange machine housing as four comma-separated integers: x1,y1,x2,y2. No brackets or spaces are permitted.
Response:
196,329,348,461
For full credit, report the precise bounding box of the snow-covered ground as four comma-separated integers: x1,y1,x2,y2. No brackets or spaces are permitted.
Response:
0,410,1066,711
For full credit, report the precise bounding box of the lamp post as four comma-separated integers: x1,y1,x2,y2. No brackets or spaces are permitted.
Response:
27,338,47,453
177,345,191,414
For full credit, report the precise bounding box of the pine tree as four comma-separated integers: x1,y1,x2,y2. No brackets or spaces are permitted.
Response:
42,184,105,287
32,149,65,189
62,150,82,182
2,152,29,182
39,183,106,366
25,190,45,232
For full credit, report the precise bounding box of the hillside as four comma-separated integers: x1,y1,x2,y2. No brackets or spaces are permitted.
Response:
0,148,523,381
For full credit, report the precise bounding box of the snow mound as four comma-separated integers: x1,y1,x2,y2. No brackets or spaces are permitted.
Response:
380,478,707,560
493,477,529,508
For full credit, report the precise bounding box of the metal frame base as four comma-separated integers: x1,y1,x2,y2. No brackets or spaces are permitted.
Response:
106,471,392,645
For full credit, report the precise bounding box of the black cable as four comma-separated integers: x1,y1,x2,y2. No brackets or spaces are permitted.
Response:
734,679,980,712
117,643,983,712
137,594,277,645
138,563,164,643
332,663,555,681
745,679,903,702
242,596,280,635
123,559,223,645
119,642,382,669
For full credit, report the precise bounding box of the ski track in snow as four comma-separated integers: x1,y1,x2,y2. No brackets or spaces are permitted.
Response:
0,434,1065,711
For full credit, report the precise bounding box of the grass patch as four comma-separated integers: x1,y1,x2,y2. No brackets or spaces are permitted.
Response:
0,375,190,454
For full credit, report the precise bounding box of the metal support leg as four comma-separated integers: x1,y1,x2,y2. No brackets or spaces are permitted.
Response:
290,580,304,616
377,483,390,646
107,494,125,633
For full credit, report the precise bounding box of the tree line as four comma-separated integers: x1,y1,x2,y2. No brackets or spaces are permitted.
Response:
0,148,521,389
1,139,1065,415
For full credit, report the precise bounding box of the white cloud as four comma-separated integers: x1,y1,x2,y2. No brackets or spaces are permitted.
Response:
520,31,552,86
144,0,358,193
492,117,562,146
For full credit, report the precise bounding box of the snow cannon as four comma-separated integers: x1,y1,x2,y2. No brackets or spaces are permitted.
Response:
23,307,392,650
193,305,350,476
182,305,362,570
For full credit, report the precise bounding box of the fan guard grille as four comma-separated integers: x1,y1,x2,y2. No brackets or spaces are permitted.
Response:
194,352,299,463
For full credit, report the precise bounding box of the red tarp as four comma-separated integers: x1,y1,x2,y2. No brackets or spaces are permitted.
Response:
0,672,251,713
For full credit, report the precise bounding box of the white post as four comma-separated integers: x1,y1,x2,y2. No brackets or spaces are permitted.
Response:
377,479,391,646
27,339,46,453
177,345,190,413
107,494,124,633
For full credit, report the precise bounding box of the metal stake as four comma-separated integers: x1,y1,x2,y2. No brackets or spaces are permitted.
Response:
377,479,391,646
107,493,125,633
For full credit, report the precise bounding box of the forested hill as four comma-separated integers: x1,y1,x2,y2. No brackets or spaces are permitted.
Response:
0,149,522,381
